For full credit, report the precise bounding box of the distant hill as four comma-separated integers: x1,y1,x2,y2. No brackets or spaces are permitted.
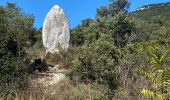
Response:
130,2,170,24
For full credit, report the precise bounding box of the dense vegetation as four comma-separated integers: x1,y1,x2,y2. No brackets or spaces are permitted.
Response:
71,0,170,99
130,2,170,24
0,0,170,100
0,3,42,94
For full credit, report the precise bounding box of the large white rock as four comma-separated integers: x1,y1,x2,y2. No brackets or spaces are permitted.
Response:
42,5,70,53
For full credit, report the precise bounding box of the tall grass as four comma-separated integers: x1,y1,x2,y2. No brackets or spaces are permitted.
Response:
0,79,108,100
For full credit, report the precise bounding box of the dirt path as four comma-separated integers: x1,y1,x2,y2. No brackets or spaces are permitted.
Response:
30,65,67,88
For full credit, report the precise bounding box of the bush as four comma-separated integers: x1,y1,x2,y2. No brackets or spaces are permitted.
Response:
0,3,34,94
0,25,28,94
71,34,119,96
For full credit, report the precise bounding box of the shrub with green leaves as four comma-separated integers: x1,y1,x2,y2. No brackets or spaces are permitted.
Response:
72,33,119,93
134,42,170,100
0,3,34,94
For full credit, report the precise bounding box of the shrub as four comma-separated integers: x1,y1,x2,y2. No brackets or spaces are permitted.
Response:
0,24,28,94
0,3,34,94
71,34,119,97
134,42,170,100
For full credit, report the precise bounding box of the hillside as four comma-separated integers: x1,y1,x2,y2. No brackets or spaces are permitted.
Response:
130,2,170,24
1,1,170,100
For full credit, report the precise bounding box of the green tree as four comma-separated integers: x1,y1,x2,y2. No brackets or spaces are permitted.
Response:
71,17,121,98
71,18,94,46
72,33,119,98
97,0,130,17
105,12,134,48
5,2,35,47
0,3,35,94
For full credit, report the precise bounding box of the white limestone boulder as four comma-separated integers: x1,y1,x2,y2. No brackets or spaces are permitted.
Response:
42,5,70,53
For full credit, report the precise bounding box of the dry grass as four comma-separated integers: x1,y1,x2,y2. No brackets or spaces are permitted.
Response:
0,78,107,100
7,46,107,100
45,47,74,69
27,45,74,69
27,47,46,60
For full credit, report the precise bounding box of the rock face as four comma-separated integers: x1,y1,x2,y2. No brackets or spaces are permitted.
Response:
42,5,70,53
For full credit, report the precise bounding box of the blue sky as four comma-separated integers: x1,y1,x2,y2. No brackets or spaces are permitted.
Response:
0,0,170,29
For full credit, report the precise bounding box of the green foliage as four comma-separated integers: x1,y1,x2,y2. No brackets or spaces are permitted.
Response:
73,34,118,80
97,0,130,17
71,1,135,99
5,2,35,47
116,8,170,98
1,0,170,99
33,27,43,48
71,33,119,99
104,12,135,48
141,89,163,100
130,2,170,26
71,13,134,48
134,42,170,100
0,3,35,94
71,19,94,46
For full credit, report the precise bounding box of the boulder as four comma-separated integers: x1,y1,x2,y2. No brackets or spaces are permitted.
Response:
42,5,70,53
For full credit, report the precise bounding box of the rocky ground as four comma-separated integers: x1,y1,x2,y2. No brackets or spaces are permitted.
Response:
29,65,67,88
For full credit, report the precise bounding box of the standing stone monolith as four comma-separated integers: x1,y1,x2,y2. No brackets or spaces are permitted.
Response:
42,5,70,53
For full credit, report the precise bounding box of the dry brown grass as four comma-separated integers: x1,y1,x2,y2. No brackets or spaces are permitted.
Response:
45,47,74,69
0,78,107,100
6,46,108,100
27,47,46,60
27,44,75,69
